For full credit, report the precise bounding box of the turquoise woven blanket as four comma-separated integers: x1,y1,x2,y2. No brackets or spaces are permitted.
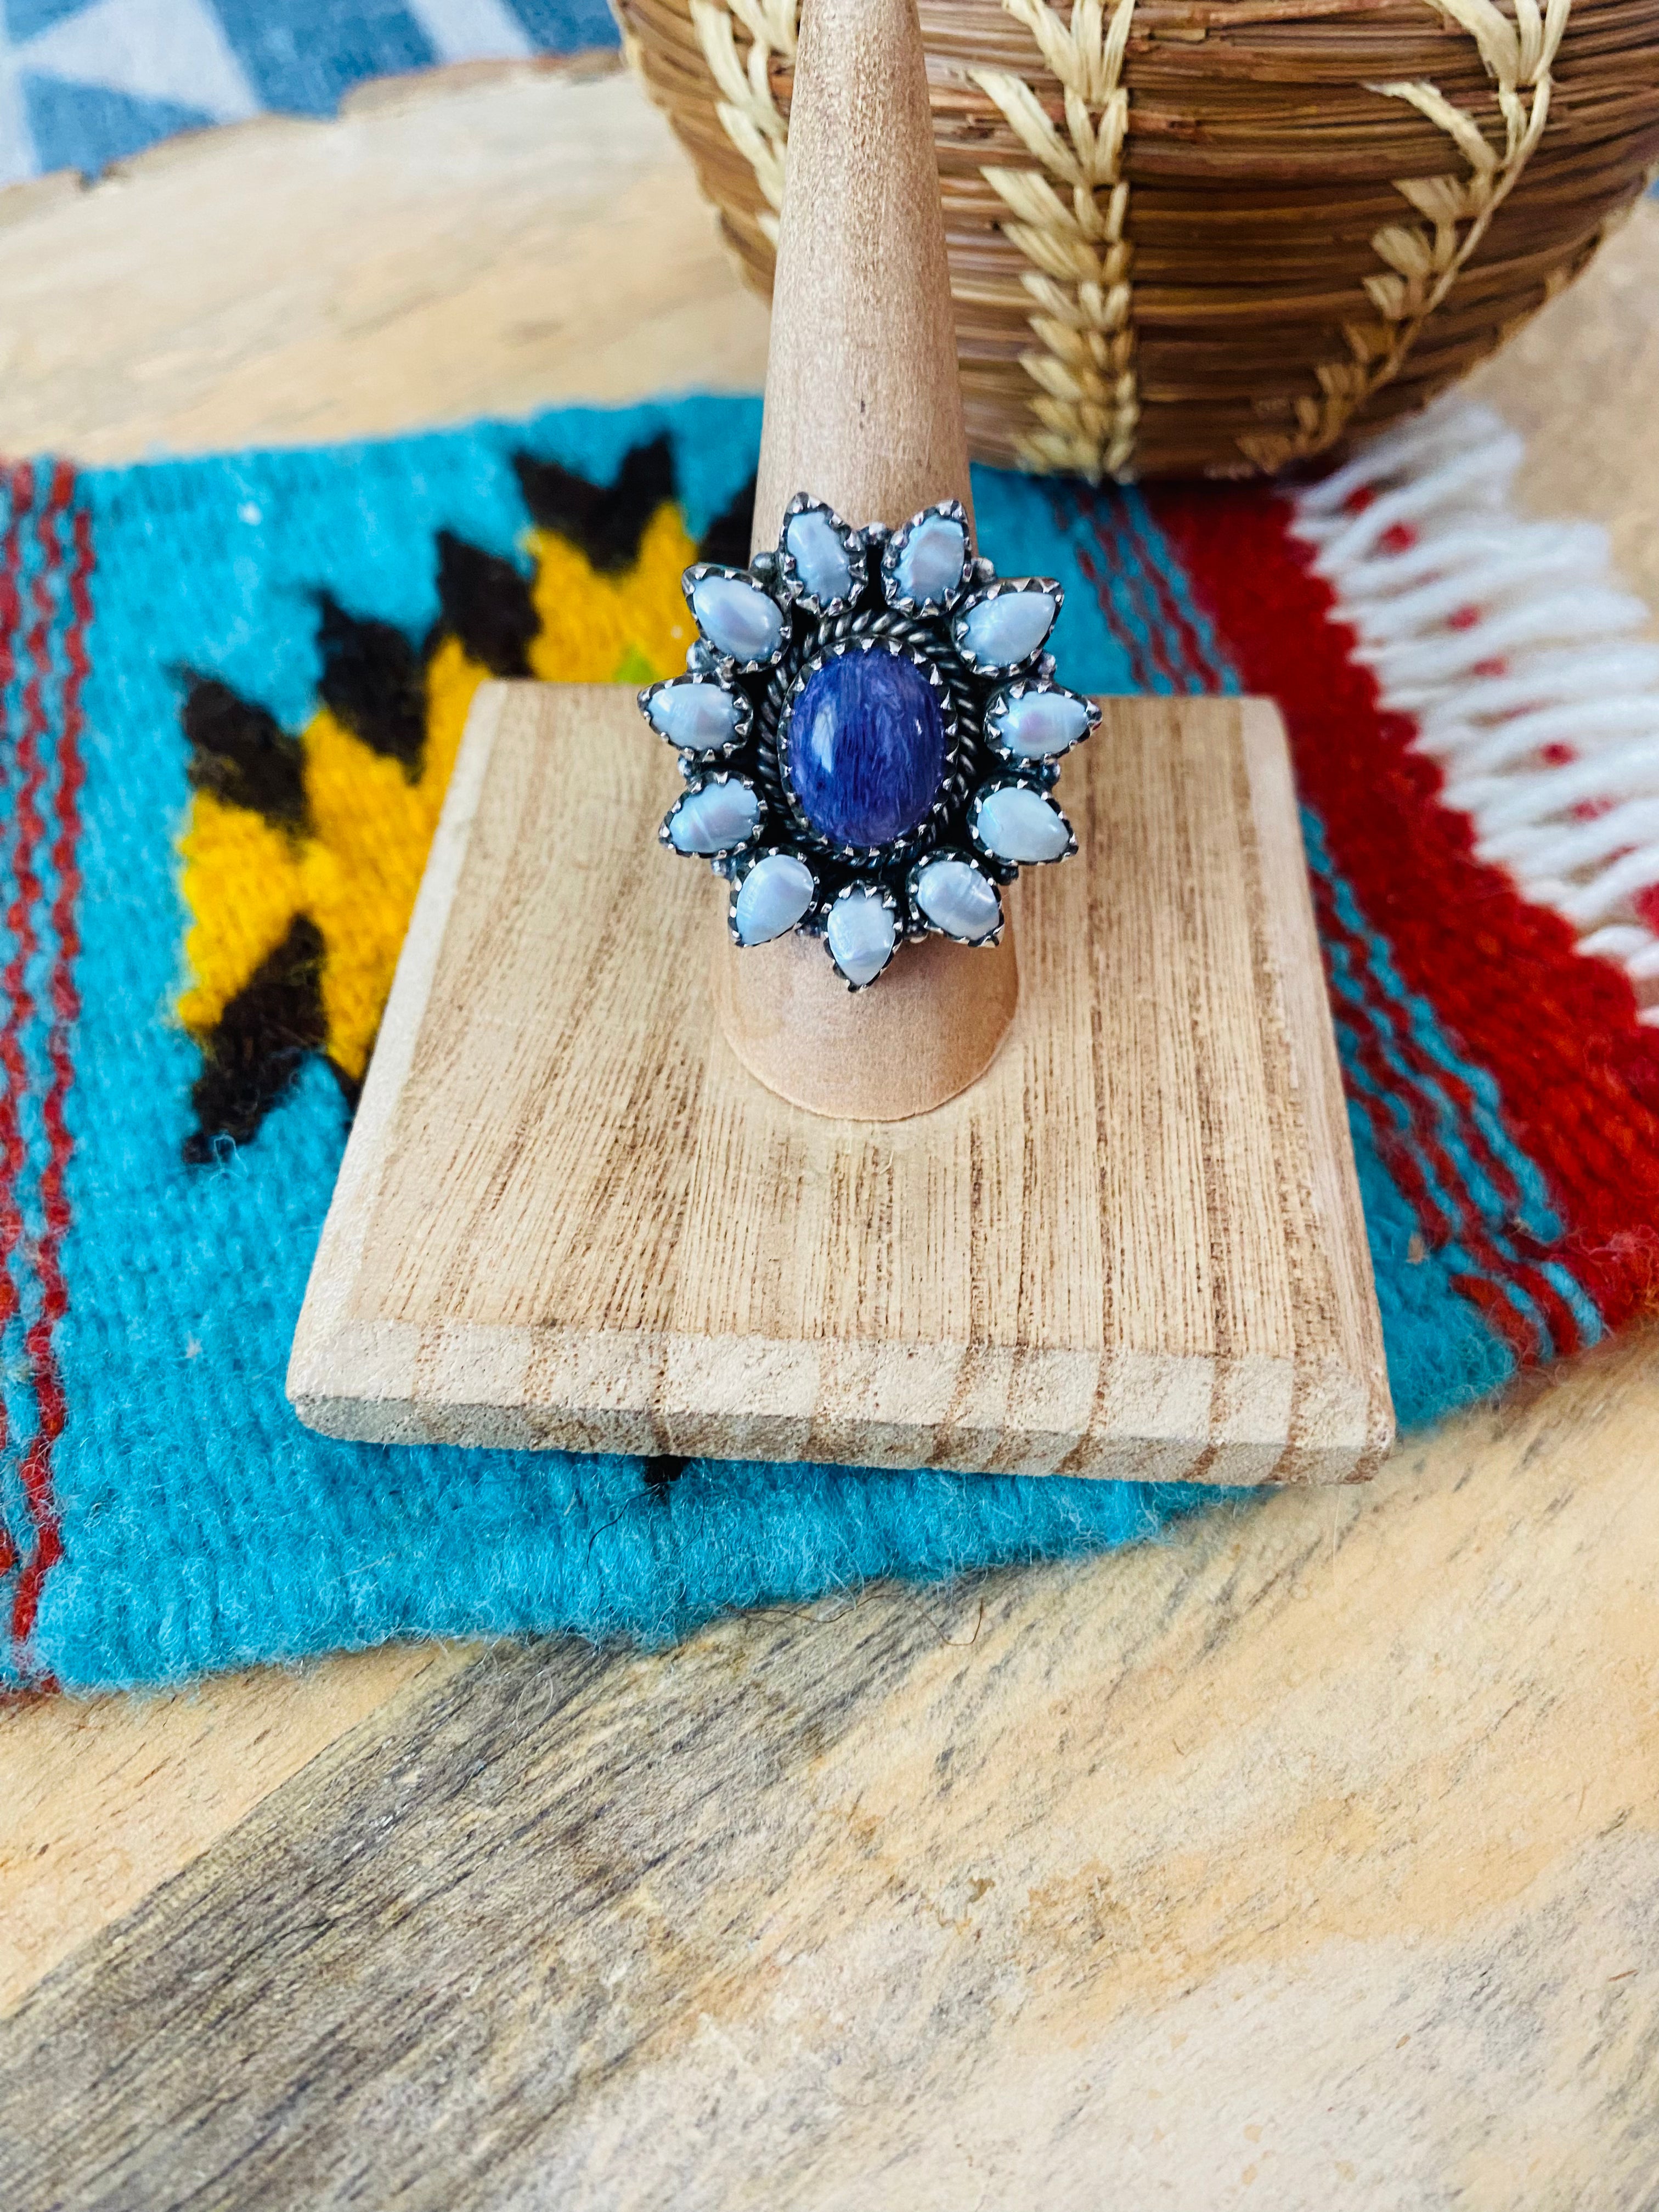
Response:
4,394,1656,1688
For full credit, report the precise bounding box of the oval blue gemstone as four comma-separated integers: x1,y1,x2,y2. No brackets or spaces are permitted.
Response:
786,648,946,847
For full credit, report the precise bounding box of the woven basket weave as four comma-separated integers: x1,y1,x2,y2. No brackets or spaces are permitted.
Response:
617,0,1659,479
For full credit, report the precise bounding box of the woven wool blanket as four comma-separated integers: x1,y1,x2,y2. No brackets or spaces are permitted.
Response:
0,1,613,187
2,394,1656,1690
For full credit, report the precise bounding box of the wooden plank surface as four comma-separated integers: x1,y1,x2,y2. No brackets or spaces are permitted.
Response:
0,61,1656,2210
289,685,1390,1482
5,1329,1659,2209
0,57,769,460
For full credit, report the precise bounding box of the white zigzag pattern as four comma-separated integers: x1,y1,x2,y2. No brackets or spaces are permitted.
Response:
0,0,533,186
1293,401,1659,1028
0,0,255,186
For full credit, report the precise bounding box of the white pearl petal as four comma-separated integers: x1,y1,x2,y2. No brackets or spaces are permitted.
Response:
994,687,1092,760
785,509,854,603
915,857,1001,942
826,889,896,986
894,513,967,603
957,588,1058,669
669,780,759,854
647,680,741,749
691,572,785,662
974,785,1071,864
733,853,815,944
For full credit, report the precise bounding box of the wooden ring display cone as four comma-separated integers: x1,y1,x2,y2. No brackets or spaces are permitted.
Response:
712,0,1016,1121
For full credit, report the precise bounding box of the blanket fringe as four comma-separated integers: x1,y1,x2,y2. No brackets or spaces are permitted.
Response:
1293,403,1659,1026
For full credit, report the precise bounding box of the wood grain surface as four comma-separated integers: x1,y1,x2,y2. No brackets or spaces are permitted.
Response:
0,58,769,461
0,63,1656,2211
5,1327,1659,2210
289,685,1389,1482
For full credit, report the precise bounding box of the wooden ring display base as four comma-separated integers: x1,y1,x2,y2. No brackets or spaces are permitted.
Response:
287,682,1394,1486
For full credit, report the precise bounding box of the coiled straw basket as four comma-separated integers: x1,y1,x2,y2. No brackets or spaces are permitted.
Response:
616,0,1659,479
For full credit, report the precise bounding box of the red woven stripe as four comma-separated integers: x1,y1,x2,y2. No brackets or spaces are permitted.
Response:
1150,482,1659,1331
1052,492,1156,696
1118,492,1231,694
1091,499,1189,695
1314,870,1586,1358
1079,490,1191,695
10,471,84,1663
0,467,38,1592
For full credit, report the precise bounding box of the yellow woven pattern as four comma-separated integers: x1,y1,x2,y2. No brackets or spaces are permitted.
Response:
178,504,697,1082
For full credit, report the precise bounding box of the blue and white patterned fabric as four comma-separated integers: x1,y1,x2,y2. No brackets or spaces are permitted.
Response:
0,0,618,186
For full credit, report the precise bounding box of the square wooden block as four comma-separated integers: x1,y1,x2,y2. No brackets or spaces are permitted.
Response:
289,682,1393,1483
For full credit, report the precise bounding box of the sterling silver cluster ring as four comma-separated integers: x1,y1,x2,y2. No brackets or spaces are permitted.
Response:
640,494,1098,989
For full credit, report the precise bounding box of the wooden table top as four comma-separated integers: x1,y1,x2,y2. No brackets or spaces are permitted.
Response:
2,58,1657,2210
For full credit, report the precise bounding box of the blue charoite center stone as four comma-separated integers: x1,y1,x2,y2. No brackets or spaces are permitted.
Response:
786,649,946,847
